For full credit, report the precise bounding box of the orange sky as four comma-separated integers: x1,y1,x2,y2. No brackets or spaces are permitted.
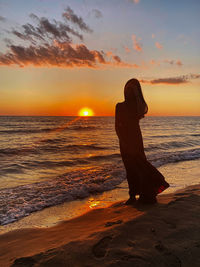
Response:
0,1,200,116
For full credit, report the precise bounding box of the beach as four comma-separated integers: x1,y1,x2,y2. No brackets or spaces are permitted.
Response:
0,183,200,267
1,0,200,265
0,116,200,266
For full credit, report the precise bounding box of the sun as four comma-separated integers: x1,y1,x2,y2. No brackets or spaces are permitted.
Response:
78,107,94,116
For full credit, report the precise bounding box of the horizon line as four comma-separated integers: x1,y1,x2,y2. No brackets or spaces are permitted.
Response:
0,115,200,117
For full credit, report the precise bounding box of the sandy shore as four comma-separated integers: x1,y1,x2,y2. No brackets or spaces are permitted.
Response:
1,158,200,234
0,184,200,267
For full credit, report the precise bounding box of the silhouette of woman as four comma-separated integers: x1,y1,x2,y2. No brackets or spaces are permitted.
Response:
115,79,169,204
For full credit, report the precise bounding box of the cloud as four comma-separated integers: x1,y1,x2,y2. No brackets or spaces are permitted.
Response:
189,73,200,79
140,74,200,85
150,59,183,67
0,7,138,69
124,46,131,53
0,43,140,68
62,6,92,33
163,59,183,66
90,9,103,19
131,0,140,4
11,12,84,45
151,34,155,39
155,42,163,49
132,34,142,52
0,42,107,68
176,60,183,66
0,15,6,22
150,59,159,65
140,77,187,85
106,51,139,68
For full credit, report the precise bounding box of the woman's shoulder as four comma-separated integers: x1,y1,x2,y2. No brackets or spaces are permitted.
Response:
116,101,126,109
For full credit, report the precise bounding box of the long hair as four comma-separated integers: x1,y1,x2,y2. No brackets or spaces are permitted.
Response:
124,78,148,119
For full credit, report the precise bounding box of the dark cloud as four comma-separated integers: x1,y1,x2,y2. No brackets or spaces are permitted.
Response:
113,55,121,63
140,74,200,85
164,59,183,66
0,7,137,69
106,51,139,68
62,7,92,33
11,12,84,45
140,77,188,85
190,74,200,79
0,16,6,22
91,9,103,19
3,38,12,45
0,42,139,68
0,42,107,68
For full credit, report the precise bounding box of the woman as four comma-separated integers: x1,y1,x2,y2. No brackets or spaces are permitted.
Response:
115,78,169,204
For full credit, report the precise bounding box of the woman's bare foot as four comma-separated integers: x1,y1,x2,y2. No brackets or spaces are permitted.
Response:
138,195,157,204
125,196,136,205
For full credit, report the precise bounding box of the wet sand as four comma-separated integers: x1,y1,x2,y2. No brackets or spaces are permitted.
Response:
1,158,200,235
0,184,200,267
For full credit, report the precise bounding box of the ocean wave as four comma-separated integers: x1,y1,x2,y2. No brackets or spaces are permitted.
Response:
0,147,36,156
0,143,107,157
150,148,200,167
1,154,119,172
23,160,77,169
88,153,120,161
38,144,107,154
40,138,66,144
69,125,97,131
0,164,124,225
0,128,54,134
1,147,200,225
145,140,199,151
61,144,106,151
0,164,26,175
150,134,184,138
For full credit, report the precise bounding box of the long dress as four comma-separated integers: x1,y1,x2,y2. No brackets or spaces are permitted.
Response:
115,101,169,198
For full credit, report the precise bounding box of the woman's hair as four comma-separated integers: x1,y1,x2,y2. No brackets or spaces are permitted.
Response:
124,78,148,119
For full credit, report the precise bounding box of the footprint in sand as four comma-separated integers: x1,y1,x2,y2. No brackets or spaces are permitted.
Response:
11,256,36,267
92,236,112,258
155,241,166,252
105,220,123,227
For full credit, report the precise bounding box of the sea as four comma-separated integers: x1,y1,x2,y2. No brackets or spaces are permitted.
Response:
0,116,200,226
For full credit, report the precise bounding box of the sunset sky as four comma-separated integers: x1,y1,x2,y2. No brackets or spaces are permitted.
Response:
0,0,200,116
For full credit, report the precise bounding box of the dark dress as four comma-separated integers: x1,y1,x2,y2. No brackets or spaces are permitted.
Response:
115,101,169,198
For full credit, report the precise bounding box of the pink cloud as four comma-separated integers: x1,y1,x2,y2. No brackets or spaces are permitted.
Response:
124,46,131,53
176,60,183,66
155,42,163,49
130,0,140,3
140,74,200,85
132,34,142,52
106,51,139,68
149,59,160,66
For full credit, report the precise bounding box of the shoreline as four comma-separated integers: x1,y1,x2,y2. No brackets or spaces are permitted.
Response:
1,158,200,234
0,183,200,266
